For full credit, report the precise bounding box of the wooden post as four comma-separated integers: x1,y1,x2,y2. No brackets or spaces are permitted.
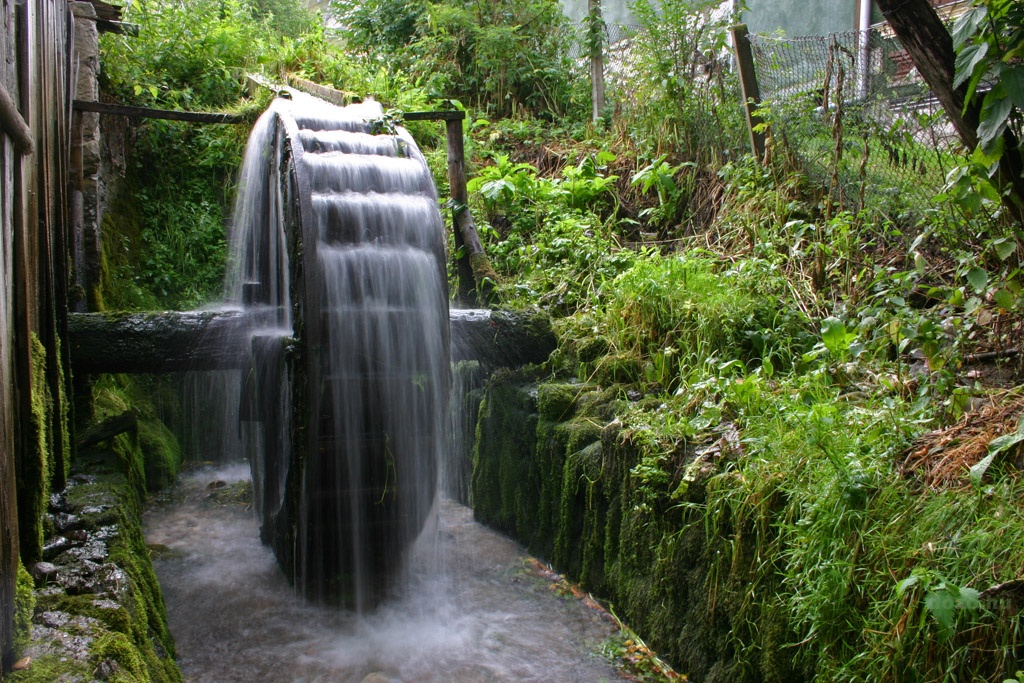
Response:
444,116,498,305
731,24,766,163
588,0,605,123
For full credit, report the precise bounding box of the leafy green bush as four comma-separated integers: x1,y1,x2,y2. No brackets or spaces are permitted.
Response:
331,0,584,119
615,0,745,162
570,255,811,388
101,0,303,109
99,0,304,310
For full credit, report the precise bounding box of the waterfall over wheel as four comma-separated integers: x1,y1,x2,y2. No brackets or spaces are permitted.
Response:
229,95,450,609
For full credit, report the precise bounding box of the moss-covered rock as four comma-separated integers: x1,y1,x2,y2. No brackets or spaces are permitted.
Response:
87,376,181,495
9,450,181,683
471,368,540,539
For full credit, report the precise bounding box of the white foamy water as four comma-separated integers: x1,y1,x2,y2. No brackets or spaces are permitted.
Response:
145,465,623,683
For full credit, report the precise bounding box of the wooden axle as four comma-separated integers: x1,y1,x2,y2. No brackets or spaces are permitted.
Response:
67,308,556,374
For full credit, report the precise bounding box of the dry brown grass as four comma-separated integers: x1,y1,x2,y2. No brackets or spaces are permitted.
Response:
900,389,1024,488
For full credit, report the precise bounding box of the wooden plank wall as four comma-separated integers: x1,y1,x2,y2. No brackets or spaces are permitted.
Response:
0,0,73,670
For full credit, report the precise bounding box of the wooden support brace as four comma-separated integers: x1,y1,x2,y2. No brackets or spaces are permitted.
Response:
73,99,246,124
0,82,33,155
445,117,498,305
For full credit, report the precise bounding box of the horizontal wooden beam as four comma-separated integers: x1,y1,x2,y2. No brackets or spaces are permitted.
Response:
404,111,465,122
73,100,246,124
68,308,556,373
68,310,253,373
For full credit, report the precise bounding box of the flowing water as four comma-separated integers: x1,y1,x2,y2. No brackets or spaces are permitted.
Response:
192,95,451,607
145,465,623,683
152,95,626,681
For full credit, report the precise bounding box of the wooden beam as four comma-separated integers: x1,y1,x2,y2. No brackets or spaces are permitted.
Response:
72,100,246,124
731,24,765,163
0,82,33,155
446,117,498,305
404,110,465,122
67,310,254,373
76,410,137,448
68,308,554,373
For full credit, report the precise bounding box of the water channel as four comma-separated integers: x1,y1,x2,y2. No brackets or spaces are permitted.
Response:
144,464,626,683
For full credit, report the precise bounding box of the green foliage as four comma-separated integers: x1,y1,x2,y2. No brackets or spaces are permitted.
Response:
102,120,245,310
953,0,1024,152
247,0,320,38
630,155,696,229
468,150,635,310
330,0,427,52
616,0,744,161
98,0,317,310
331,0,583,119
897,569,983,642
568,255,811,389
14,561,35,656
101,0,305,109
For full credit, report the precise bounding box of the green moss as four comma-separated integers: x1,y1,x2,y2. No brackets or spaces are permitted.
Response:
54,335,71,486
88,376,182,495
91,632,149,682
18,333,54,564
137,419,181,492
14,561,35,655
7,656,93,682
99,187,160,311
536,382,579,422
471,369,540,537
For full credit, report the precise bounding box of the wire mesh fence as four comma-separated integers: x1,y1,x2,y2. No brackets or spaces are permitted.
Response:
564,18,964,217
747,29,964,213
566,21,640,60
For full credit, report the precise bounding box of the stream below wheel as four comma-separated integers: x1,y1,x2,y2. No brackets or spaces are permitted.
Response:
144,464,626,683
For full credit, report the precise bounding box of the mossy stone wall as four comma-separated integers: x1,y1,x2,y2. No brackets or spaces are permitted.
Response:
9,447,181,683
472,370,800,682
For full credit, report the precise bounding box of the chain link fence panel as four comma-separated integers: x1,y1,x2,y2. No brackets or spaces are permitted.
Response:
748,29,963,213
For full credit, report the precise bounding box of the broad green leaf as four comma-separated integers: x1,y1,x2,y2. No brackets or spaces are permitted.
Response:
978,88,1013,147
821,317,850,356
993,238,1016,261
958,587,981,611
925,590,955,639
914,251,928,276
993,287,1016,311
1004,65,1024,109
986,430,1024,455
970,451,997,486
951,5,987,51
954,41,989,89
896,574,919,596
967,266,989,293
